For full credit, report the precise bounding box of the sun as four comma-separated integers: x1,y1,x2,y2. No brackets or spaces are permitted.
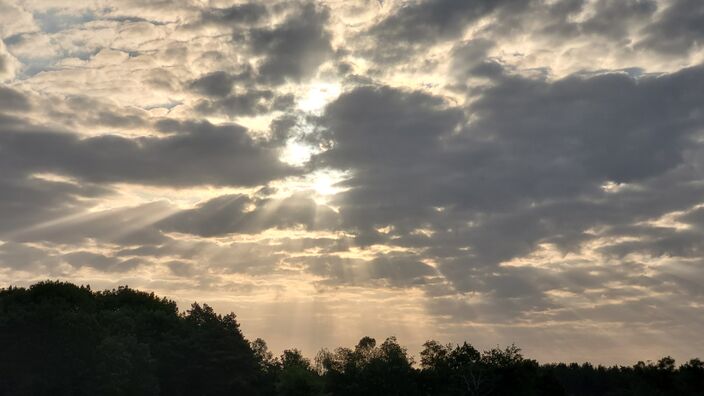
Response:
274,80,347,200
310,169,349,197
297,81,342,114
280,140,314,167
278,80,342,167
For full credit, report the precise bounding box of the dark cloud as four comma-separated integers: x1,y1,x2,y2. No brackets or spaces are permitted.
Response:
368,0,501,45
158,192,339,237
578,0,656,38
249,2,334,84
187,68,298,117
188,71,238,97
638,0,704,54
192,89,282,117
315,85,464,173
0,85,31,111
92,110,146,129
529,0,656,41
0,100,295,247
312,65,704,293
297,253,438,288
0,173,111,237
366,254,437,286
0,242,142,273
450,38,500,81
188,68,256,98
166,260,196,277
467,68,703,185
596,203,704,260
362,0,529,63
680,207,704,229
8,201,172,246
0,117,295,187
0,111,115,236
62,251,143,272
359,0,666,66
0,242,60,271
197,2,269,26
39,95,152,132
598,227,704,259
423,257,702,325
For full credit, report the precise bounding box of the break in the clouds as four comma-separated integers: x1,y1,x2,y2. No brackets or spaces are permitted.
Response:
1,0,704,363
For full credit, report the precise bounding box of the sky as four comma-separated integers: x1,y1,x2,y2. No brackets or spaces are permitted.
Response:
1,0,704,365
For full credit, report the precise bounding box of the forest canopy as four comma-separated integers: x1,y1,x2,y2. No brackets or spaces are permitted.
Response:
0,281,702,396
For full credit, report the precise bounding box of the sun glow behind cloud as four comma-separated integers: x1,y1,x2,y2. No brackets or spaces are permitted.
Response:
297,81,342,114
280,80,342,167
280,140,314,166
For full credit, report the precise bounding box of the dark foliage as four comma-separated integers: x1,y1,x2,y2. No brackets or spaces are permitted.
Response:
0,281,260,396
1,281,702,395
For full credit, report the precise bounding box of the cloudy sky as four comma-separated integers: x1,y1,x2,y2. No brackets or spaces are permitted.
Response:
1,0,704,364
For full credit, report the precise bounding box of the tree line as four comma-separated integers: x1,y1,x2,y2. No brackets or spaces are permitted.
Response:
0,281,702,395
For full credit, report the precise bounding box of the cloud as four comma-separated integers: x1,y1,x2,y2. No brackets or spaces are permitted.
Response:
0,241,142,273
0,41,20,80
0,116,295,187
249,2,334,84
297,253,437,288
196,2,269,27
0,1,38,39
62,251,143,272
0,85,30,111
638,0,704,54
368,0,501,45
0,241,60,271
0,172,111,238
158,192,339,237
525,0,657,41
192,89,294,118
312,64,704,295
8,201,173,246
189,70,249,98
361,0,528,63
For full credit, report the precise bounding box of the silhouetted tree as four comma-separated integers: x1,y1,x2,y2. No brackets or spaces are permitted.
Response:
276,349,323,396
318,336,419,396
0,281,261,396
2,281,702,396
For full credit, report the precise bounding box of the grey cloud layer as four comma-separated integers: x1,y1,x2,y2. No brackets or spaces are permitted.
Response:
249,2,333,85
309,63,704,321
317,65,704,254
0,115,294,187
159,192,339,237
361,0,522,63
356,0,704,73
638,0,704,54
